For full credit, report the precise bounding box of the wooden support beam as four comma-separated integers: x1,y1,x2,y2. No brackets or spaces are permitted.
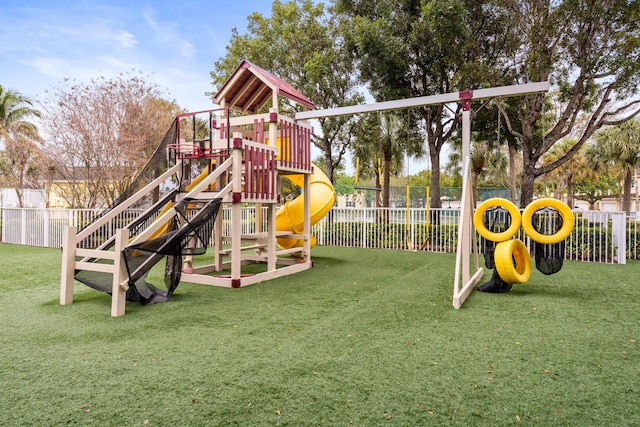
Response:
111,229,129,317
294,82,550,120
60,226,77,305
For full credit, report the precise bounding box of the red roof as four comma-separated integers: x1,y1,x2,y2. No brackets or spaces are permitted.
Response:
213,60,315,113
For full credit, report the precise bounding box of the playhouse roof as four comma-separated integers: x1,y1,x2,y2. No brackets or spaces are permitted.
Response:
213,60,315,114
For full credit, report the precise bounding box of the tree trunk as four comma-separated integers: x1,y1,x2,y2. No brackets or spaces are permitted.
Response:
324,146,334,184
471,171,479,208
566,173,574,209
520,166,536,208
429,148,441,208
15,188,24,208
375,172,381,208
623,168,633,214
382,157,391,207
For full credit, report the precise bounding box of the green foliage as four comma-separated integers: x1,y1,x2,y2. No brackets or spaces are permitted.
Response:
627,220,640,259
0,85,42,205
585,119,640,213
209,0,363,182
0,84,40,142
501,0,640,205
336,0,530,207
569,217,615,263
333,173,356,195
408,169,432,187
573,172,622,209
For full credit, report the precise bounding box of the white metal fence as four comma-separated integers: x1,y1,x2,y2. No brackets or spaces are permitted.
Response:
0,188,46,208
0,206,633,264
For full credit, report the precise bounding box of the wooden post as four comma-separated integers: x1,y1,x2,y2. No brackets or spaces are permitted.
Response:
111,228,129,317
268,107,278,150
460,102,471,283
453,99,483,308
213,206,223,272
303,173,311,262
231,133,243,286
60,226,77,305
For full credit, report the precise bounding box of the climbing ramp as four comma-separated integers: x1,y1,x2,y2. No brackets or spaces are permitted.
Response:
74,197,222,305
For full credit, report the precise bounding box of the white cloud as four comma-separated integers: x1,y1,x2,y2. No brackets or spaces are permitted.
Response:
113,30,138,48
142,11,160,31
142,8,197,58
1,1,272,113
17,56,70,80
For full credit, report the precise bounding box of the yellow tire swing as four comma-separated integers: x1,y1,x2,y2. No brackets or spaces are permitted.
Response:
473,198,532,285
494,238,532,284
473,198,522,243
521,198,575,245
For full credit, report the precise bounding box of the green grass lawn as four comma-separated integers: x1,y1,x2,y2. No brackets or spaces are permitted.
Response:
1,243,639,426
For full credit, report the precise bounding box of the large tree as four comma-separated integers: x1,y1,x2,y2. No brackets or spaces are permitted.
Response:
41,72,180,208
0,85,42,207
499,0,640,207
335,0,517,207
209,0,363,183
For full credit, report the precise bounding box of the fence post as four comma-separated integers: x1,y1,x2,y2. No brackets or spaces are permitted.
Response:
611,212,627,265
44,209,50,247
21,209,27,245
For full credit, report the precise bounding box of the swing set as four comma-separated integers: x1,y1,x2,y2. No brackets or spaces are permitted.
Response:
295,81,550,309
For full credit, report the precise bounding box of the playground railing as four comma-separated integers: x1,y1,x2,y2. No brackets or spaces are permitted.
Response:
0,206,633,264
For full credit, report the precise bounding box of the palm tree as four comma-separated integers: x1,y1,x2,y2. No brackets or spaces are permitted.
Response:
585,120,640,214
353,111,424,209
352,113,382,207
0,85,42,206
446,131,507,206
543,139,593,208
0,85,40,143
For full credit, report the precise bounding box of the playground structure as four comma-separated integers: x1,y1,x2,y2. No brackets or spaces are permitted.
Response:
60,60,336,316
58,56,554,315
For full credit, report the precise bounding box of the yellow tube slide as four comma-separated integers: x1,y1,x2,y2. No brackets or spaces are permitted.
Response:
276,164,336,249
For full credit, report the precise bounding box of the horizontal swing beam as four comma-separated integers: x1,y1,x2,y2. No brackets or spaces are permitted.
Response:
294,81,550,120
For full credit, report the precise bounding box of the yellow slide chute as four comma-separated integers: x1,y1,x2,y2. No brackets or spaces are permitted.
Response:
275,165,336,249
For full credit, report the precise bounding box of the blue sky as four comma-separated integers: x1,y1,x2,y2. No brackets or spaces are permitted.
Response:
0,0,432,174
0,0,275,111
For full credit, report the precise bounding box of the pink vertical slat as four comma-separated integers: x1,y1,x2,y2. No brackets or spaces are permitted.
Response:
256,147,262,199
291,123,297,168
264,148,269,199
281,120,290,168
305,127,311,169
245,146,252,198
261,149,267,199
259,118,265,144
253,119,258,142
279,119,286,167
295,124,301,168
270,153,275,198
